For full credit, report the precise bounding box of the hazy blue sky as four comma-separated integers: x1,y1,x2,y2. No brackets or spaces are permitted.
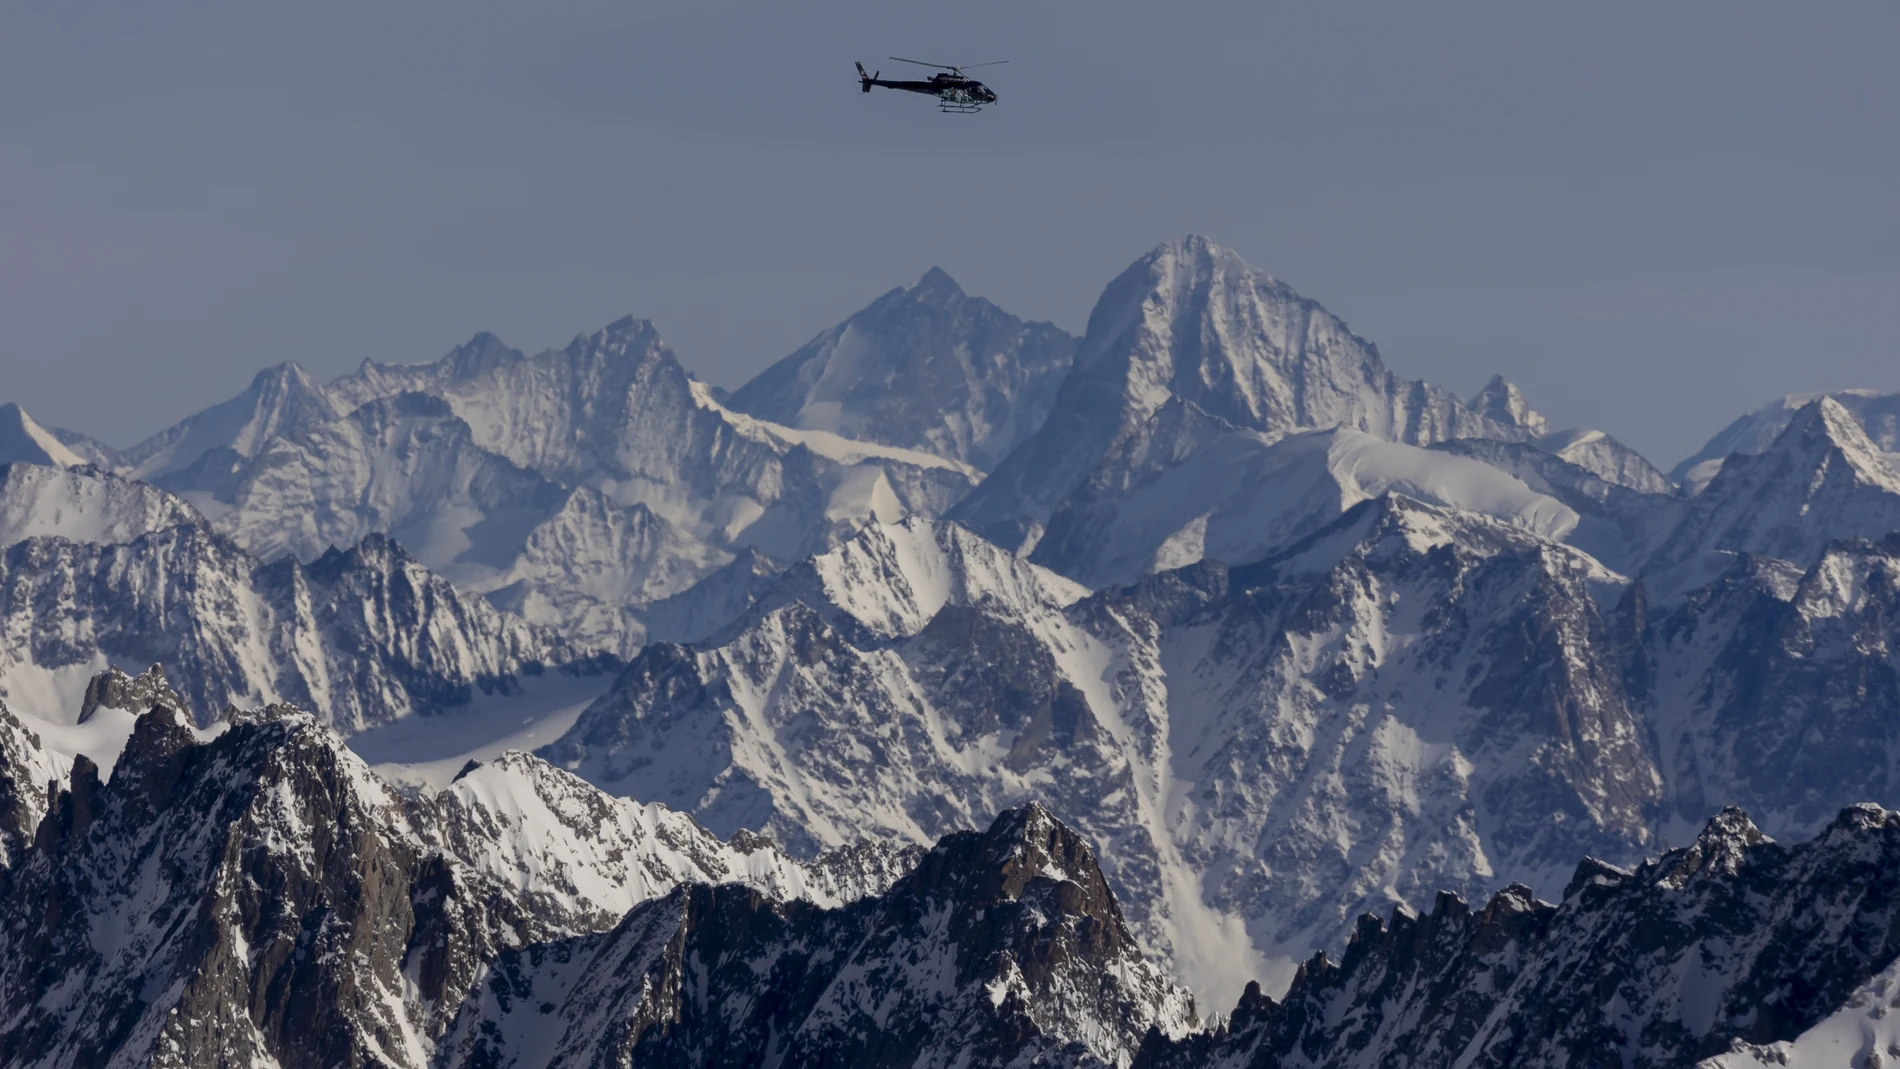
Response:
3,1,1895,465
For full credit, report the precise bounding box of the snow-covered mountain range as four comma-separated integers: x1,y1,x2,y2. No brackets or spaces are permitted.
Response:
0,463,610,734
8,234,1900,1066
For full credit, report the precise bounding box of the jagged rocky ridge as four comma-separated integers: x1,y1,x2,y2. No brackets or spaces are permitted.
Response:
437,802,1197,1068
89,316,981,658
0,691,924,1068
0,694,1208,1069
1134,804,1900,1069
7,690,1900,1069
0,463,609,732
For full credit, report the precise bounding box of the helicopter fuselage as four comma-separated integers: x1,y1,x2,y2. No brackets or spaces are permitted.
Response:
856,64,998,111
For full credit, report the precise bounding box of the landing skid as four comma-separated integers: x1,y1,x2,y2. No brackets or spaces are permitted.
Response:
939,102,983,113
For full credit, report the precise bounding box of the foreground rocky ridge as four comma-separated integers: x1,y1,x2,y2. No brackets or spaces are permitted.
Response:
0,692,922,1068
0,694,1202,1068
5,692,1899,1068
438,802,1198,1068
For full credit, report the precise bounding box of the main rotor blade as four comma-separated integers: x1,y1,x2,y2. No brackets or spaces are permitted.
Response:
957,60,1009,69
889,56,956,70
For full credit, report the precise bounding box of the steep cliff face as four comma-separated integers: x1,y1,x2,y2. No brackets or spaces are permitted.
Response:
1642,535,1900,839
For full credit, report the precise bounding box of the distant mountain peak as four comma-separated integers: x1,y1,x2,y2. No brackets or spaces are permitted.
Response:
1669,388,1900,486
248,359,316,390
727,269,1077,471
1647,395,1900,571
1742,395,1900,492
0,403,86,468
908,265,964,298
1470,374,1550,437
573,315,668,359
953,238,1535,550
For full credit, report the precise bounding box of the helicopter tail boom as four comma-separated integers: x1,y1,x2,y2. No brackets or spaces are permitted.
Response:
856,62,876,92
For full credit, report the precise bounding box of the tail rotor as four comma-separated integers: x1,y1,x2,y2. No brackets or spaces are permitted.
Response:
855,62,877,93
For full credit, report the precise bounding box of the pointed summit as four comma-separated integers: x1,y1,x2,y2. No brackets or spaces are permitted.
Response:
120,360,341,480
727,270,1076,470
908,265,965,301
1648,397,1900,569
1470,374,1549,437
952,237,1531,551
1670,389,1900,486
1771,396,1899,487
0,403,85,469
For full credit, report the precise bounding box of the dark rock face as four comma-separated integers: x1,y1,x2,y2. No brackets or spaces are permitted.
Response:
0,704,61,872
1135,805,1900,1069
77,664,186,725
0,705,457,1069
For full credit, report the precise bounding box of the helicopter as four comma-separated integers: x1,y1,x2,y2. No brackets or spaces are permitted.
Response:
856,58,1005,113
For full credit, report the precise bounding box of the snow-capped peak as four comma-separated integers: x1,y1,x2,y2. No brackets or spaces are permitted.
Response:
120,359,342,480
1781,395,1900,490
951,236,1534,551
726,265,1077,471
1669,388,1900,488
0,403,86,469
1646,396,1900,572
